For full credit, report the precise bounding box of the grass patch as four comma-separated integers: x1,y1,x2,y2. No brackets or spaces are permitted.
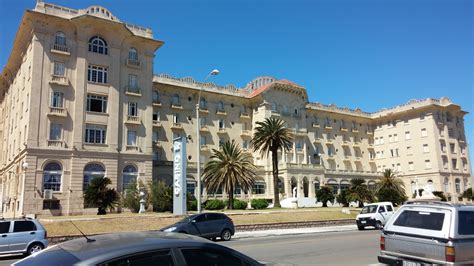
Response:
42,208,358,237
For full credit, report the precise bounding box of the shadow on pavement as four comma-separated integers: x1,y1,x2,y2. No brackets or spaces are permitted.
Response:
0,253,27,261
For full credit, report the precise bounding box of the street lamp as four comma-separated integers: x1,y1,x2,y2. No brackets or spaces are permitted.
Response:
196,69,219,213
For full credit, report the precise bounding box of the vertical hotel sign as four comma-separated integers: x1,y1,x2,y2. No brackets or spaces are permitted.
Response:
173,137,187,215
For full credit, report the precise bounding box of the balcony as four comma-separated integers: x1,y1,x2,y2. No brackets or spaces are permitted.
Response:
343,156,351,161
125,145,140,152
366,130,373,135
51,44,70,55
171,123,184,130
353,142,361,148
216,110,227,116
199,107,209,114
296,148,304,154
280,163,323,170
325,139,334,145
125,116,141,125
341,141,350,147
312,123,320,128
50,75,69,86
351,128,359,133
47,140,64,148
152,100,162,107
48,106,67,117
199,126,210,132
341,127,348,132
200,145,211,152
171,103,183,110
217,128,227,134
324,124,332,130
240,112,250,119
124,86,142,97
292,128,308,136
152,121,162,127
126,58,141,68
313,139,322,144
240,130,252,137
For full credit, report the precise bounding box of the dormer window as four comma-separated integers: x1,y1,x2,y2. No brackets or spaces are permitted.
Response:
88,36,108,55
129,48,138,61
55,32,66,46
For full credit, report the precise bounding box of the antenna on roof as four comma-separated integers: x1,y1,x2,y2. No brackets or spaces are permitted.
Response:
70,221,96,243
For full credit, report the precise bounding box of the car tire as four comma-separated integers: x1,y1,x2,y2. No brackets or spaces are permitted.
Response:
179,231,187,234
27,243,44,255
375,221,383,230
357,226,364,230
220,229,232,241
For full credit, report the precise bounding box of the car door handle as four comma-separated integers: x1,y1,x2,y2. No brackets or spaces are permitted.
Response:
30,232,35,235
1,235,6,238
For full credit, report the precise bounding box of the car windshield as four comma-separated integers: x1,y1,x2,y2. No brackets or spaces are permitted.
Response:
361,205,377,214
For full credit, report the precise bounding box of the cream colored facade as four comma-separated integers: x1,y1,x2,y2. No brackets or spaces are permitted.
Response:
0,2,471,217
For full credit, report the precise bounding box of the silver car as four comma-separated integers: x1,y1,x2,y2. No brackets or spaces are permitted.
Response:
378,200,474,265
0,218,48,256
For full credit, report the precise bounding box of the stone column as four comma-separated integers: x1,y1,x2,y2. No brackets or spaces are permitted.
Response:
297,177,303,198
284,177,291,198
292,142,296,163
303,142,308,164
309,177,316,198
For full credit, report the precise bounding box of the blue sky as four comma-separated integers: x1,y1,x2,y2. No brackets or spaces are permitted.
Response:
1,0,473,164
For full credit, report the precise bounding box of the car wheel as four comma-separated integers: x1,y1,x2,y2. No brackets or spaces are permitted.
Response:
375,221,383,230
27,243,44,255
220,229,232,241
357,226,364,231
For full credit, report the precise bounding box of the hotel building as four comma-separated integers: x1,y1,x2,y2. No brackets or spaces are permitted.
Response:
0,2,471,217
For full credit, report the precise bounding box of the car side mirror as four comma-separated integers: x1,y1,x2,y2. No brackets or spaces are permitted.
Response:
191,219,196,223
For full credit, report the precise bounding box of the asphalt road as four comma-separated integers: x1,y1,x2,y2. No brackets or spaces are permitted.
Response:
221,229,381,265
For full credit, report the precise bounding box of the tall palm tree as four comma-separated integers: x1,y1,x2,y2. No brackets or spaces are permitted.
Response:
375,169,407,206
251,117,292,207
348,178,373,207
202,140,257,210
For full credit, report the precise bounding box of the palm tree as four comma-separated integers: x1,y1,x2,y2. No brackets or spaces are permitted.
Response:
251,117,292,208
348,178,373,207
84,177,119,215
202,140,257,210
375,169,407,206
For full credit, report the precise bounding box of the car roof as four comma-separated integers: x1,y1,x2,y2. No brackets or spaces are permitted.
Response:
403,200,474,209
57,231,215,261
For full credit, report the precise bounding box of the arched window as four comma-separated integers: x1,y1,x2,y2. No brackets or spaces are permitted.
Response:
88,36,108,55
43,162,62,191
152,91,160,104
327,179,338,194
172,94,180,105
83,163,105,191
122,165,138,190
455,178,461,193
200,98,207,109
340,180,350,191
272,102,278,112
128,48,138,61
218,101,224,111
283,105,289,114
55,32,66,46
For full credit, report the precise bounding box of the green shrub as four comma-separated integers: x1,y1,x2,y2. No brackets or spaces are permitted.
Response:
336,189,350,207
205,199,225,210
251,198,269,209
187,193,197,211
233,199,248,210
316,186,335,207
150,181,173,212
122,183,140,213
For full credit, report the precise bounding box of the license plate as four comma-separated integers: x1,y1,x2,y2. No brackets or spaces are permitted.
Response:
361,221,366,224
402,261,421,266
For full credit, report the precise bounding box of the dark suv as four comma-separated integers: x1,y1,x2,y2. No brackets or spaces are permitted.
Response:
161,213,235,241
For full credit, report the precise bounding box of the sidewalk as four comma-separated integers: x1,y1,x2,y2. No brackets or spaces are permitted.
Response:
234,224,358,239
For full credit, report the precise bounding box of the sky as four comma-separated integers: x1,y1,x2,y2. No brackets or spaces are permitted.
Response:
0,0,473,167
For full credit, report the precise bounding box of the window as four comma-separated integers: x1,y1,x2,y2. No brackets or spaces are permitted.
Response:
83,163,105,191
406,146,412,155
172,94,180,105
85,124,106,144
380,137,384,144
87,65,108,83
152,131,159,143
128,102,138,117
450,143,456,153
271,102,278,112
128,48,138,60
13,221,36,232
0,222,10,234
218,101,225,112
152,91,160,104
199,117,206,128
394,134,398,142
423,144,429,153
199,98,207,109
458,211,474,235
100,250,174,266
242,140,249,149
218,119,225,129
253,181,266,194
49,123,62,141
405,131,411,140
128,74,138,89
54,32,66,46
127,130,137,146
173,114,180,124
181,248,245,266
408,162,414,171
43,162,62,191
394,210,445,231
452,159,457,169
153,110,160,122
86,94,107,113
455,178,461,193
50,91,64,108
425,160,431,169
53,62,65,76
421,128,427,137
88,36,108,55
219,138,224,147
388,135,393,142
200,136,206,146
122,165,138,190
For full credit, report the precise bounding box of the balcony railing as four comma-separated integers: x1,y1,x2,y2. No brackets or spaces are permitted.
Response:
48,106,67,117
171,103,183,109
126,58,141,68
200,145,210,151
199,126,210,132
126,145,139,152
171,123,183,129
47,140,64,148
199,106,209,113
341,127,348,132
240,112,250,118
51,44,70,54
126,116,141,124
312,123,320,128
152,100,162,106
217,128,227,134
153,121,162,127
352,128,359,133
50,75,69,86
240,130,252,137
124,86,142,96
216,109,227,116
324,124,332,130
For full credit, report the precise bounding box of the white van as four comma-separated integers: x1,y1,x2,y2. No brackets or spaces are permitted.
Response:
356,202,395,230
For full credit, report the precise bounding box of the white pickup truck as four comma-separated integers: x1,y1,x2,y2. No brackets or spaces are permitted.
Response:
355,202,395,230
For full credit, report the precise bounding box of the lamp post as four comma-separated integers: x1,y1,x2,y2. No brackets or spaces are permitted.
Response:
196,69,219,213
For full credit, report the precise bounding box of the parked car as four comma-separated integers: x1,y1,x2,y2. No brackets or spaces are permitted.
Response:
355,202,395,230
0,218,48,256
161,212,235,241
378,200,474,265
13,231,263,266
